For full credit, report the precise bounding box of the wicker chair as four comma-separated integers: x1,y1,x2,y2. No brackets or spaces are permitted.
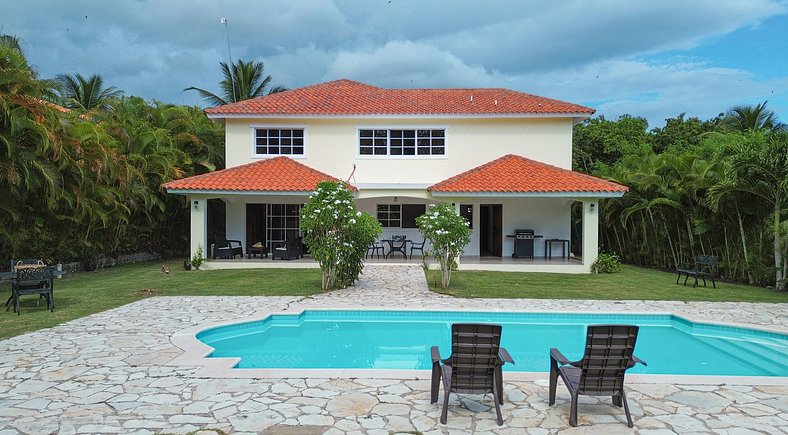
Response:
549,325,646,427
430,323,515,425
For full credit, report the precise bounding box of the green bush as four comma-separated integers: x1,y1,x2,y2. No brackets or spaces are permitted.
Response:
300,181,382,290
591,252,621,273
416,203,472,289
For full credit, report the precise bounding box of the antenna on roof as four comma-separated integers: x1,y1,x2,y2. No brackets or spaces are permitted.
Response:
220,17,237,103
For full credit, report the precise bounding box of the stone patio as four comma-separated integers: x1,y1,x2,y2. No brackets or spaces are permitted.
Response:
0,264,786,434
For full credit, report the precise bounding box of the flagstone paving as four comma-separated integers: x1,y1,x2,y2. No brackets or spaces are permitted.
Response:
0,264,786,434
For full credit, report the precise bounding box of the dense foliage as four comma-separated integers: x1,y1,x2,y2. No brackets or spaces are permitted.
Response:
0,37,224,269
576,108,788,290
300,181,382,290
416,203,472,289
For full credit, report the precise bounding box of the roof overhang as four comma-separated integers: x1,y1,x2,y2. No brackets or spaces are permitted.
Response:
207,112,593,121
166,189,312,196
428,191,626,198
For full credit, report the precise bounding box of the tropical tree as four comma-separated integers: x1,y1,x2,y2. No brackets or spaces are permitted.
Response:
300,181,382,290
709,131,788,290
185,59,285,106
721,101,786,132
54,73,122,111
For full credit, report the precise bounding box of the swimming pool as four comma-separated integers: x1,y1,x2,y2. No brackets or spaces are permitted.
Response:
196,310,788,377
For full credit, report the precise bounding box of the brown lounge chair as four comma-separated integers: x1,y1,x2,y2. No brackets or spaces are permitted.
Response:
549,324,647,427
430,323,515,425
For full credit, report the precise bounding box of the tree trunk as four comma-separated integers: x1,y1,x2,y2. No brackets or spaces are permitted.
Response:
773,200,784,291
736,207,753,284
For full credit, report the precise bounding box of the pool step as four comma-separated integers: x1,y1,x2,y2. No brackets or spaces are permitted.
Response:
702,336,788,376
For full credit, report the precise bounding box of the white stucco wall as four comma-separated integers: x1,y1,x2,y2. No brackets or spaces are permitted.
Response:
223,117,574,184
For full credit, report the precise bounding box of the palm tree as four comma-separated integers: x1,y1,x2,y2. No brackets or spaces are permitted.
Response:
721,101,786,132
54,73,122,111
185,59,285,106
709,131,788,290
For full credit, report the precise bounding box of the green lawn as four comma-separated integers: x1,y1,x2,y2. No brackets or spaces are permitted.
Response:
3,261,786,341
427,265,788,303
0,261,323,340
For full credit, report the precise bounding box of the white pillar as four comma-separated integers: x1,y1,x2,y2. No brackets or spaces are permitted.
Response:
453,201,461,266
190,196,208,261
582,199,599,273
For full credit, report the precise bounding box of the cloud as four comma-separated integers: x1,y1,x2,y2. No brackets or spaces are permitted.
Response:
323,40,498,88
3,0,788,125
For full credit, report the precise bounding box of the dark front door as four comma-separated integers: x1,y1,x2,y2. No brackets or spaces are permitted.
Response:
480,204,503,257
246,204,267,249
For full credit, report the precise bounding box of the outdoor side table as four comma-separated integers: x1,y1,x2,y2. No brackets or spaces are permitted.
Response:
545,239,570,259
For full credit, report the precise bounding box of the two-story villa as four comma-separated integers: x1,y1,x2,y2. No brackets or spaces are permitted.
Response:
164,79,627,272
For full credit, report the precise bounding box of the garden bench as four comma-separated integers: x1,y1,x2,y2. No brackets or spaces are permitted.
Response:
676,255,718,288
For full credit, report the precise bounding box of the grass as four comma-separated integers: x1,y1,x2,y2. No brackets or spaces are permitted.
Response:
427,265,788,303
0,260,322,341
4,261,786,341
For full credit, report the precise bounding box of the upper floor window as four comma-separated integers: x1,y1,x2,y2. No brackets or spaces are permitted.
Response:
359,128,445,156
255,128,305,156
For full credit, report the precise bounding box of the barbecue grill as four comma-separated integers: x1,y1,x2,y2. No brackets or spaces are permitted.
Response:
507,229,543,258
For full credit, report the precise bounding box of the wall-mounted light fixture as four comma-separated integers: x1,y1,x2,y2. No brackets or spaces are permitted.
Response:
590,202,596,212
193,200,199,209
393,196,398,203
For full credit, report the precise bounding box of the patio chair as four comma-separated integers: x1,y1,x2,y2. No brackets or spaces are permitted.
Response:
410,238,426,259
430,323,515,425
10,265,55,314
549,324,646,428
367,240,384,259
385,235,408,259
213,238,244,259
272,237,303,260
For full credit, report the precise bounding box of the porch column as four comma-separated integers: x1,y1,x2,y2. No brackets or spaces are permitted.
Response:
190,196,208,261
581,200,599,272
454,201,461,266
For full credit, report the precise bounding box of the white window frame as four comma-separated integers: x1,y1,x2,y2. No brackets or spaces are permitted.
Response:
356,125,448,159
250,125,308,158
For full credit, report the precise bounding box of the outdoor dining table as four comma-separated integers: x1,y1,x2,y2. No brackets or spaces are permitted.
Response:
381,238,411,259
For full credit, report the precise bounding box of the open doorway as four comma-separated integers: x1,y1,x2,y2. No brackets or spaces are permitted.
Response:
479,204,503,256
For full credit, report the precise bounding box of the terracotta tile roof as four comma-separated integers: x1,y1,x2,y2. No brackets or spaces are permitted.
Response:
205,79,594,117
428,154,628,194
163,156,356,193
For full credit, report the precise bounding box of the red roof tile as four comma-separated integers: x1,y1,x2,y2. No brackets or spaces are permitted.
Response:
205,79,594,117
163,156,355,193
428,154,628,194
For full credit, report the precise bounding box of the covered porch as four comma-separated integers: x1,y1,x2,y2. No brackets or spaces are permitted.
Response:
164,155,627,274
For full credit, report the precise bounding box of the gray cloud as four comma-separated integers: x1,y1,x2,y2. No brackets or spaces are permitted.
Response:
3,0,787,125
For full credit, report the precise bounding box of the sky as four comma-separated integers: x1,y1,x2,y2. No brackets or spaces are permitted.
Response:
4,0,788,128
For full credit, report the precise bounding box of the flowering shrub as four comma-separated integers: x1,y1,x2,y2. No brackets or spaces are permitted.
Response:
300,181,382,290
416,203,471,289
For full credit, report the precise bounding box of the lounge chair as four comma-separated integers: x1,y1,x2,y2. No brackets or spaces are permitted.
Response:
272,237,303,260
430,323,515,425
213,238,244,259
549,324,646,428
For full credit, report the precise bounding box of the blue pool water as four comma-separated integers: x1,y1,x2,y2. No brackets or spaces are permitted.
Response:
197,310,788,376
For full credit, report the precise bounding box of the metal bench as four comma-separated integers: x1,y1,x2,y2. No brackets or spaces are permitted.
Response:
676,255,718,288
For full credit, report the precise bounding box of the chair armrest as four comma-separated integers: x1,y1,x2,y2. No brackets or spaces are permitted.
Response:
227,240,243,247
632,354,647,366
550,348,570,365
498,347,515,365
430,346,441,363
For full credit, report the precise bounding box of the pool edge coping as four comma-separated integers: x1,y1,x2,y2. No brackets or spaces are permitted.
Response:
168,304,788,386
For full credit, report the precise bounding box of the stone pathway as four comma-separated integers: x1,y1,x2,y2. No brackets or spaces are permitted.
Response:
0,264,786,434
